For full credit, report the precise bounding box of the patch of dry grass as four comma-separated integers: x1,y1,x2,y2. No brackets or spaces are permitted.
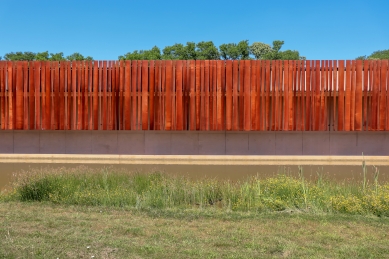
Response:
1,202,389,258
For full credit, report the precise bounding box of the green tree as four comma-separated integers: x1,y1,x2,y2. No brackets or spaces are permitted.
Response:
4,51,36,61
195,41,219,60
219,40,250,60
119,46,162,60
356,49,389,60
162,42,196,60
66,52,93,61
261,40,301,60
237,40,250,60
250,42,272,59
49,52,66,61
35,51,49,61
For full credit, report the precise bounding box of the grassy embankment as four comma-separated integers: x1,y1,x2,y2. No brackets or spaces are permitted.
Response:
1,165,389,258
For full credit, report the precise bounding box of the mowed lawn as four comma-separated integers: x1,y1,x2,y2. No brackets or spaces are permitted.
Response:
1,202,389,259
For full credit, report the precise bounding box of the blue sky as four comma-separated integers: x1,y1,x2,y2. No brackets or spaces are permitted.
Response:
1,0,388,60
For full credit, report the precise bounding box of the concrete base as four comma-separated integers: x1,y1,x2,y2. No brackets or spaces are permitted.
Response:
0,130,388,156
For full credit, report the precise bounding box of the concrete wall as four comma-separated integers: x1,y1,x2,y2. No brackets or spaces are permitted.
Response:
0,130,389,155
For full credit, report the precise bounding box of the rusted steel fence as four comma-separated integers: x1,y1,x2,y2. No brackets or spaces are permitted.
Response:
0,60,388,131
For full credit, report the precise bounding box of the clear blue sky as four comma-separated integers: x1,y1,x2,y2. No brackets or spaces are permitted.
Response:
1,0,388,60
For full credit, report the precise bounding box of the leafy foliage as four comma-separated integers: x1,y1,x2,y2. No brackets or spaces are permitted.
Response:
219,40,250,60
356,49,389,60
3,51,93,61
195,41,219,60
250,42,272,59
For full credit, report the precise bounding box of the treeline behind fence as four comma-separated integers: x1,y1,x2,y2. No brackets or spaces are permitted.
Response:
0,60,388,131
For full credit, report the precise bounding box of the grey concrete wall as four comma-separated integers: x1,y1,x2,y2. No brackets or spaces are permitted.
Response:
0,130,389,155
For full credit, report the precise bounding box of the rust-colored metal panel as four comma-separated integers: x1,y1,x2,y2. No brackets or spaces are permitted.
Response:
208,60,214,130
101,61,107,130
59,61,66,130
204,60,210,131
195,60,201,130
332,60,337,131
161,60,166,130
250,60,257,130
107,61,112,130
92,61,99,130
109,61,115,130
70,61,76,130
328,60,333,131
148,60,155,130
77,61,83,130
154,60,161,130
305,61,311,131
188,60,195,130
241,60,249,131
15,62,23,130
137,61,142,130
0,62,3,129
84,61,92,130
379,60,387,130
338,61,345,131
114,61,120,130
314,60,320,131
221,60,226,130
130,60,137,130
363,60,369,130
175,60,183,130
355,60,363,131
118,60,124,130
141,60,149,130
28,62,35,129
264,60,270,130
299,60,305,131
22,62,28,129
232,60,239,131
275,60,281,131
254,61,261,130
350,61,356,131
182,61,187,130
260,60,266,131
165,60,173,130
123,60,131,130
6,62,12,129
200,60,206,131
53,61,60,130
283,61,289,131
384,60,389,130
33,61,41,130
67,61,72,130
344,60,351,131
12,62,16,129
288,60,296,131
225,60,232,130
216,60,223,131
296,60,302,131
270,61,276,131
45,61,52,130
320,60,326,131
371,61,379,130
171,61,176,130
0,62,4,129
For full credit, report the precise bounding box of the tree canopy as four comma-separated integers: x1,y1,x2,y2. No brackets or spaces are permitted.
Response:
118,40,303,60
356,49,389,60
2,40,306,61
2,51,93,61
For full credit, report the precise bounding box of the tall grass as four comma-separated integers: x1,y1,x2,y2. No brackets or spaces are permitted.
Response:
4,165,389,216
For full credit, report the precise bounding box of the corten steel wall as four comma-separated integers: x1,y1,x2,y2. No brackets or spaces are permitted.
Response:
1,60,389,132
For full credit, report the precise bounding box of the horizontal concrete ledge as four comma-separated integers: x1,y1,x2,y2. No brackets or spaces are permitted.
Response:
0,154,388,166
